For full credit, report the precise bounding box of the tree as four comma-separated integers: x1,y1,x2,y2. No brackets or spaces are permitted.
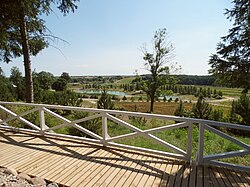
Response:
141,28,178,112
36,71,54,90
209,0,250,93
9,67,25,101
192,95,212,119
97,90,114,110
60,72,71,83
231,94,250,125
52,77,67,91
0,0,79,102
0,68,15,101
174,100,185,117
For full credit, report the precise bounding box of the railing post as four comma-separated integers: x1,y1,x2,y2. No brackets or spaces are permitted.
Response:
39,107,46,134
196,122,205,164
186,123,193,162
102,113,108,146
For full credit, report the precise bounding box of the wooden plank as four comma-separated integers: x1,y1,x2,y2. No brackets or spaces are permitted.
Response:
216,167,233,187
121,154,149,187
204,165,213,187
167,162,180,187
66,150,113,187
222,167,240,187
211,166,227,187
196,165,203,187
229,170,247,187
91,152,138,187
207,166,219,187
56,149,108,186
22,141,77,175
69,152,118,187
0,138,53,167
103,153,142,186
234,170,250,187
84,152,134,186
159,161,173,186
188,162,197,187
181,164,191,187
10,139,73,171
144,157,167,187
92,152,141,186
136,156,159,186
128,156,153,186
173,162,185,187
240,171,250,186
53,148,107,184
79,150,131,187
151,159,169,187
38,144,95,179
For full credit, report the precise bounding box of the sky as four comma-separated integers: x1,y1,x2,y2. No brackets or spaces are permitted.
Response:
1,0,232,76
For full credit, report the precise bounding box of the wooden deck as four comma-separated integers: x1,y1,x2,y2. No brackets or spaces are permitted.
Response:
0,129,249,187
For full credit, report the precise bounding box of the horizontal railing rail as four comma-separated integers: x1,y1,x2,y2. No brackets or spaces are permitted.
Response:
0,101,249,172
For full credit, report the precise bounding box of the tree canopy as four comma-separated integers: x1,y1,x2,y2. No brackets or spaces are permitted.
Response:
0,0,79,102
209,0,250,93
141,28,179,112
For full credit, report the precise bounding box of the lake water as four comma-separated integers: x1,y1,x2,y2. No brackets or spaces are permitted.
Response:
76,90,128,96
158,96,179,100
76,90,178,99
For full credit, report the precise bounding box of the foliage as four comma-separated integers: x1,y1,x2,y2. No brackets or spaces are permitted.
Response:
34,71,55,90
209,0,250,92
141,28,179,112
231,94,250,125
0,0,79,102
0,68,15,101
67,111,101,138
9,67,25,101
174,100,186,117
52,78,67,91
35,90,81,107
60,72,71,83
97,90,114,110
192,95,212,119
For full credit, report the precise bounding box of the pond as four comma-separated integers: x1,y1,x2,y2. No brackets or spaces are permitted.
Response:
76,90,128,96
158,96,179,100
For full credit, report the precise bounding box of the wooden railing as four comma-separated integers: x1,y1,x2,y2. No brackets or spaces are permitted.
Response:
0,101,249,172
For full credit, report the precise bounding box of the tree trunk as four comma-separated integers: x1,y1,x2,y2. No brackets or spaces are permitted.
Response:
150,95,154,112
19,10,34,103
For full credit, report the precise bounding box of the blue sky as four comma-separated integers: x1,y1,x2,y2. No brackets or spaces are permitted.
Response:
1,0,232,76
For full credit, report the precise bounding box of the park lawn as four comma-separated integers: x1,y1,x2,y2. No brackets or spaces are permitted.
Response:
114,76,135,84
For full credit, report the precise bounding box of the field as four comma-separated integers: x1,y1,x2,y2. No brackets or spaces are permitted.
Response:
65,76,250,166
115,101,193,115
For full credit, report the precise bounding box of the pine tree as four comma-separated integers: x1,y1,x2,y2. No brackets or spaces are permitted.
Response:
97,90,114,110
209,0,250,92
192,95,212,119
174,100,185,117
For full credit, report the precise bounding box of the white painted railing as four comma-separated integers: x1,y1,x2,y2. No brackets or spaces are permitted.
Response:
0,101,249,172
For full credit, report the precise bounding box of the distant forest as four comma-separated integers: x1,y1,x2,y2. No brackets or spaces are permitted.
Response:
141,75,215,86
175,75,215,86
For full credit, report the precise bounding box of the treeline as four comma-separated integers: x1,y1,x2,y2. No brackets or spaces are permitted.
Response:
175,75,215,85
174,95,250,135
0,67,83,106
140,74,215,86
162,85,223,99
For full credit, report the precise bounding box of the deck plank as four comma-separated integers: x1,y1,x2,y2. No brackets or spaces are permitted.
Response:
0,129,249,187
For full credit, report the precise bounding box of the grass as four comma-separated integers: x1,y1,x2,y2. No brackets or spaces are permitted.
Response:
2,102,249,167
106,116,250,166
114,76,135,84
116,101,193,115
